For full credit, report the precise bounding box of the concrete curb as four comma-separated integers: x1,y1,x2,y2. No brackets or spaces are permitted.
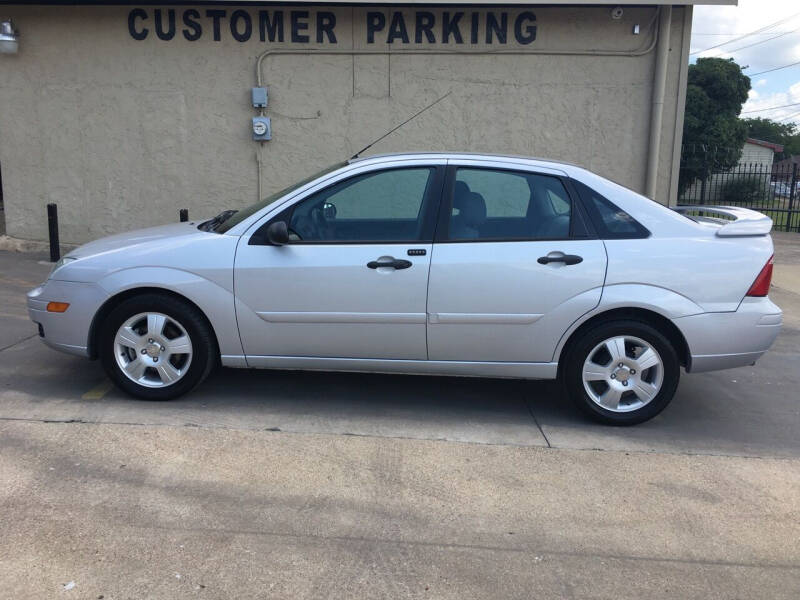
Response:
0,235,78,254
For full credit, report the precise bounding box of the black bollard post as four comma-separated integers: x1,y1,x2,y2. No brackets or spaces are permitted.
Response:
47,203,60,262
179,209,189,222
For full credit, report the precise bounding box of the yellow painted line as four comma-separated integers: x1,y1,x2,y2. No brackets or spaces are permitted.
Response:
82,380,113,400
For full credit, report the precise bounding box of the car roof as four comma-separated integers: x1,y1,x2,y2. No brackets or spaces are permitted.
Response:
348,152,580,171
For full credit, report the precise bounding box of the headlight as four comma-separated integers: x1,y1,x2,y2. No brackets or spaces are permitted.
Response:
50,256,77,276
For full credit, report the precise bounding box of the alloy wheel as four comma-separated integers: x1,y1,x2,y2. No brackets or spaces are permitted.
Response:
113,312,193,388
581,335,664,413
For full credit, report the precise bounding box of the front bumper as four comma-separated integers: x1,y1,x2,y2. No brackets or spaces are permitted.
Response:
27,279,110,358
674,296,783,373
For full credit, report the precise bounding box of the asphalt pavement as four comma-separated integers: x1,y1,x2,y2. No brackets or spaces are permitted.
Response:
1,238,799,598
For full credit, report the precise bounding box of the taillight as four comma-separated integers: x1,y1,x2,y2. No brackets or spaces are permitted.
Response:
746,255,774,297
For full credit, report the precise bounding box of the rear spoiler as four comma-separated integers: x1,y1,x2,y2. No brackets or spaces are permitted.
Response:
672,206,773,237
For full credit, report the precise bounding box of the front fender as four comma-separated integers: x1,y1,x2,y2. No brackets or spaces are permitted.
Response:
95,267,243,357
551,283,704,363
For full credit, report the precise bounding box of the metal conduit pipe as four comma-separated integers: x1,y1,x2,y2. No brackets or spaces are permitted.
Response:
252,8,662,200
645,6,671,201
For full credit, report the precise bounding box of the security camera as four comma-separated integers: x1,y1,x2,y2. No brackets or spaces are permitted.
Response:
611,6,624,20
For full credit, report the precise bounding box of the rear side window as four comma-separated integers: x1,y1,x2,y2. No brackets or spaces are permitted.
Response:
572,180,649,239
445,167,573,241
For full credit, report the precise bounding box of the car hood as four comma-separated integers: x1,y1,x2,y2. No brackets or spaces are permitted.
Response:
50,221,239,284
67,222,204,260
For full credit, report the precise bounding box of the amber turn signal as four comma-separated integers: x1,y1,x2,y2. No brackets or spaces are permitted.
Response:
46,302,70,313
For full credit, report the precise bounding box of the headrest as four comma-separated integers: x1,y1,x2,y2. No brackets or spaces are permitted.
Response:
459,192,487,227
454,181,471,207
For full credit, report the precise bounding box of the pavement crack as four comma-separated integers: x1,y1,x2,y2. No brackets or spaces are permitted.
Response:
0,333,37,353
525,397,551,448
0,417,796,461
74,519,800,573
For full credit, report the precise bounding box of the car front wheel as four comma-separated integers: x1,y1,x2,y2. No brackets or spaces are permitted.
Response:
563,320,680,425
100,293,217,400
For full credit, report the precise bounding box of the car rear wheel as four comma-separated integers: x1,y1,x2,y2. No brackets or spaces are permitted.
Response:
100,294,217,400
563,320,679,425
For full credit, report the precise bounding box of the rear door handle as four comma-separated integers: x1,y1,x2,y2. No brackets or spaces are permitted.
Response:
537,254,583,265
367,258,412,270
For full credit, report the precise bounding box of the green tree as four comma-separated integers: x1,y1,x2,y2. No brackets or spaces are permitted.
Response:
680,58,750,194
743,117,800,160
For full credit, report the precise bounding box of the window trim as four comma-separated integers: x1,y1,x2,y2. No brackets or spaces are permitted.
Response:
249,165,445,246
434,165,593,244
570,179,651,240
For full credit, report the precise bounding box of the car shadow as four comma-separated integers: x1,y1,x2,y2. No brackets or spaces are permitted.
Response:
3,335,800,457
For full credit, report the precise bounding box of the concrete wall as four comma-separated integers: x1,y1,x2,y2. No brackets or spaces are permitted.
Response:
0,5,690,243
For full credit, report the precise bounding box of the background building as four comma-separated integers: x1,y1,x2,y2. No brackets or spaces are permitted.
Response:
0,1,729,244
680,137,784,204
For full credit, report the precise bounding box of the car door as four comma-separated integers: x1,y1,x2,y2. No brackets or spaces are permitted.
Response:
426,161,607,363
234,161,445,361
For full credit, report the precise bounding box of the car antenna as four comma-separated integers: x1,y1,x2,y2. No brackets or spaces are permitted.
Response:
350,91,452,160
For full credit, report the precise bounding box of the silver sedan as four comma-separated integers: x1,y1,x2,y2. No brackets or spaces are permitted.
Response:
28,153,782,424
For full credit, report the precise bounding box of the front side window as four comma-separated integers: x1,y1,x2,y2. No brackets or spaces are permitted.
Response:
446,168,572,241
216,162,346,233
287,167,435,243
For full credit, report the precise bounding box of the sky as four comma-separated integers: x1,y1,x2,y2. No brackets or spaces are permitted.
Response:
690,0,800,128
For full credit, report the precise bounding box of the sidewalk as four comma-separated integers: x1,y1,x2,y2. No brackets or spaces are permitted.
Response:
772,232,800,300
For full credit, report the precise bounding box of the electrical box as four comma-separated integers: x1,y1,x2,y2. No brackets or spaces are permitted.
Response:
252,87,268,109
252,117,272,141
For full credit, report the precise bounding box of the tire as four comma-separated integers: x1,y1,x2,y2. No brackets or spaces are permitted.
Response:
99,293,217,400
562,319,680,425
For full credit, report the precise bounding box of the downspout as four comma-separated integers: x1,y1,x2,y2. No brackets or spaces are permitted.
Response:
645,5,672,201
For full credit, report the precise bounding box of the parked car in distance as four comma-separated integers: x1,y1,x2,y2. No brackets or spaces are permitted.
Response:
28,153,782,425
770,181,793,197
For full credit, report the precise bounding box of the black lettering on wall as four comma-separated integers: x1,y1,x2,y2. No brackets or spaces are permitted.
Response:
415,12,435,43
154,9,176,41
486,12,507,44
230,10,252,42
442,12,464,44
514,12,537,45
387,12,409,44
206,9,226,41
366,12,385,44
470,13,479,44
291,11,309,43
182,9,202,41
128,8,148,41
126,9,534,46
259,11,284,42
317,12,336,43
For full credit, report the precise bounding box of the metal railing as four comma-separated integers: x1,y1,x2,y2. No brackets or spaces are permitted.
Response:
678,157,799,233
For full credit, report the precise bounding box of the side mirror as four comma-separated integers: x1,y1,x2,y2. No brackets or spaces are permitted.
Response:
266,221,289,246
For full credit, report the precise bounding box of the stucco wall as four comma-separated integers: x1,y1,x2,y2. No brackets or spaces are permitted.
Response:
0,5,689,243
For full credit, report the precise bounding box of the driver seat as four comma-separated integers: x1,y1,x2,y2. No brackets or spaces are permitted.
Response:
450,182,487,239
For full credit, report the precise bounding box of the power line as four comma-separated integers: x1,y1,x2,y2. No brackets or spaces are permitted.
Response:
693,31,796,35
741,101,800,114
721,27,800,54
748,59,800,77
775,109,800,123
690,11,800,55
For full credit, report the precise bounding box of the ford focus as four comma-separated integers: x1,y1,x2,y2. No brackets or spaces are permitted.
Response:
28,153,782,424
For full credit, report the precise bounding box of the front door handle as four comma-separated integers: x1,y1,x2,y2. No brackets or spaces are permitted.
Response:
367,258,412,270
537,254,583,265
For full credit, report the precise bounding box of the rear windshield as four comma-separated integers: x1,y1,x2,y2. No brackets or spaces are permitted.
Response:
216,162,346,233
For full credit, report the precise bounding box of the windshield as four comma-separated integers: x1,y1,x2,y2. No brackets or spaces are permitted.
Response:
215,161,347,233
